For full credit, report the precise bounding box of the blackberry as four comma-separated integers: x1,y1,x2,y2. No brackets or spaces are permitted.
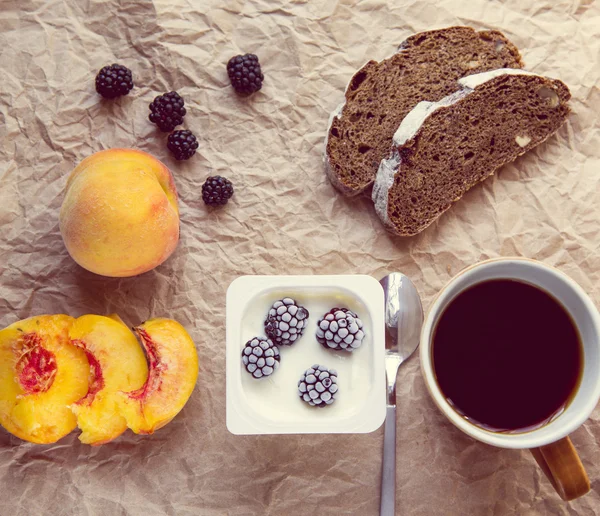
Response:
241,336,280,379
227,53,264,95
316,308,365,352
95,64,133,99
167,130,199,160
265,298,309,346
298,365,338,407
202,176,234,206
149,91,186,132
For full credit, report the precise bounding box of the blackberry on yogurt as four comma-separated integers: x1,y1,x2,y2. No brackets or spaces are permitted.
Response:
316,308,365,352
264,298,309,346
298,365,338,407
241,336,280,379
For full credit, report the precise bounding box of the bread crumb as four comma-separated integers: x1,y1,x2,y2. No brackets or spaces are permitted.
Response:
515,135,532,147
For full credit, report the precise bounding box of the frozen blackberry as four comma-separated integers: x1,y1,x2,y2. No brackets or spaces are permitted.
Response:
265,298,309,346
95,64,133,99
227,53,264,95
316,308,365,352
148,91,186,132
298,365,338,407
202,176,234,206
167,130,199,160
241,336,280,379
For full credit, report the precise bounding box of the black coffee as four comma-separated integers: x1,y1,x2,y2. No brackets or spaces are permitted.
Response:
433,279,582,432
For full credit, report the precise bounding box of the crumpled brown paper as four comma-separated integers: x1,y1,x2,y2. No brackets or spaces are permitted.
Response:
1,0,600,514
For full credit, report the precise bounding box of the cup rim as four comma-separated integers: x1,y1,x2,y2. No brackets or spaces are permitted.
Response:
420,257,600,449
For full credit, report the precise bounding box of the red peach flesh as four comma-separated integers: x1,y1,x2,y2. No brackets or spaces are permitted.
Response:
14,333,57,394
127,328,167,401
72,339,105,406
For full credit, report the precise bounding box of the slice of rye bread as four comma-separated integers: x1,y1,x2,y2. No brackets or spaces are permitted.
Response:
325,26,524,196
372,69,571,236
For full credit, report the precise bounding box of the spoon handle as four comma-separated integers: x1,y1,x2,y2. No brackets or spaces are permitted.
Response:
380,405,396,516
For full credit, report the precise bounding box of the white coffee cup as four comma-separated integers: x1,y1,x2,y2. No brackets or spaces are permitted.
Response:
420,257,600,501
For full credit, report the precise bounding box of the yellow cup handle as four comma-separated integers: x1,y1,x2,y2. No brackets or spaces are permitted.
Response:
530,437,590,501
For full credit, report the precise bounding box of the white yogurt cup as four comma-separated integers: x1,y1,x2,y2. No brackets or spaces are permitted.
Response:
226,275,385,435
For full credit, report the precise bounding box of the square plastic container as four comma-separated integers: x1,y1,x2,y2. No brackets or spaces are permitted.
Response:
226,275,386,435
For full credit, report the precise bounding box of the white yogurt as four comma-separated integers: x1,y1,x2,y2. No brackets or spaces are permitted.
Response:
239,288,374,423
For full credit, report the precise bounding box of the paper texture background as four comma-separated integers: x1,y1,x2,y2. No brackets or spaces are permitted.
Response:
1,0,599,514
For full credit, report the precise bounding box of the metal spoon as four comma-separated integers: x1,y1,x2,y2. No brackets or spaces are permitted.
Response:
379,273,424,516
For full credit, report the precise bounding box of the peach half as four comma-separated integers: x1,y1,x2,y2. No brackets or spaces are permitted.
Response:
70,314,148,445
59,148,179,278
119,318,199,434
0,315,89,444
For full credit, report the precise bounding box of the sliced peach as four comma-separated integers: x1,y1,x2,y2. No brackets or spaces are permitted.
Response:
70,314,148,445
0,315,89,444
118,318,198,434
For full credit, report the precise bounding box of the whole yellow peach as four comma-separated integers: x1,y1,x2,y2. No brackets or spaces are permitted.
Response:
59,149,179,277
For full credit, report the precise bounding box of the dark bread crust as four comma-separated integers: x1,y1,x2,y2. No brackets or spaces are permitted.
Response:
383,74,571,236
326,26,524,196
